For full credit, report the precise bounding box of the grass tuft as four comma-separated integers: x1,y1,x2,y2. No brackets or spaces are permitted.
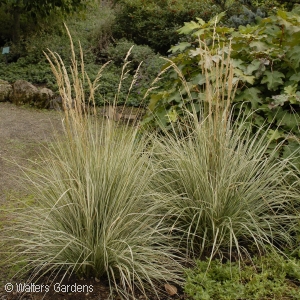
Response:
151,35,300,262
3,25,182,299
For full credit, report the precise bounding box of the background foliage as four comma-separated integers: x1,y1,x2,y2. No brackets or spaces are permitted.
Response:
1,0,299,107
112,0,220,54
143,6,300,162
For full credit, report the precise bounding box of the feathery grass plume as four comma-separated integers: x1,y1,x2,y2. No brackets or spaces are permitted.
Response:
3,25,182,299
151,32,300,262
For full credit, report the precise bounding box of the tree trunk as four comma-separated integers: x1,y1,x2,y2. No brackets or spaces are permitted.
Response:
11,5,21,45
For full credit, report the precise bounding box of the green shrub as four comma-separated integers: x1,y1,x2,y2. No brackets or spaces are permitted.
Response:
103,38,157,69
96,39,164,107
228,5,266,28
225,0,295,28
185,255,300,299
112,0,287,55
95,63,134,106
113,0,221,54
143,7,300,162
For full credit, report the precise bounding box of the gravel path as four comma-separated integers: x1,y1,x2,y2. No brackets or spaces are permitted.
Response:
0,102,63,203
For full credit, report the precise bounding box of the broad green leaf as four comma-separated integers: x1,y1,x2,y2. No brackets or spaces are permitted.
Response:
286,46,300,69
178,21,201,35
249,41,268,52
234,88,262,109
261,71,285,91
195,17,205,26
252,114,265,127
155,107,168,127
148,93,162,111
238,24,259,34
168,92,182,103
282,141,300,159
215,27,234,34
271,94,288,107
186,103,200,113
277,10,287,20
191,73,206,86
290,72,300,82
192,29,206,37
234,69,255,84
267,129,282,141
190,47,203,57
275,109,300,129
207,11,226,26
232,59,246,71
245,60,261,75
284,84,297,96
170,42,191,54
264,24,281,37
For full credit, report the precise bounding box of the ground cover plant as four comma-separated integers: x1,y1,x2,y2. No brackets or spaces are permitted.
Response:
2,28,182,299
184,254,300,299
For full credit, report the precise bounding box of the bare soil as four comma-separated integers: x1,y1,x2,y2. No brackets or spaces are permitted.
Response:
0,102,183,300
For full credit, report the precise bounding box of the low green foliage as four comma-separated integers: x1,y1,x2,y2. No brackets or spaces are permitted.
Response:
185,255,300,299
0,61,57,89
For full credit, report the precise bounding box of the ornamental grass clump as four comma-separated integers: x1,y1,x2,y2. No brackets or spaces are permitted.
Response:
152,35,300,261
3,26,181,299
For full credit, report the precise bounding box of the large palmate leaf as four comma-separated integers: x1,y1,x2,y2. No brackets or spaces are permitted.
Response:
234,69,255,84
249,40,268,52
290,72,300,82
286,46,300,69
177,21,201,35
261,71,285,91
169,42,191,54
235,88,262,109
245,60,262,76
